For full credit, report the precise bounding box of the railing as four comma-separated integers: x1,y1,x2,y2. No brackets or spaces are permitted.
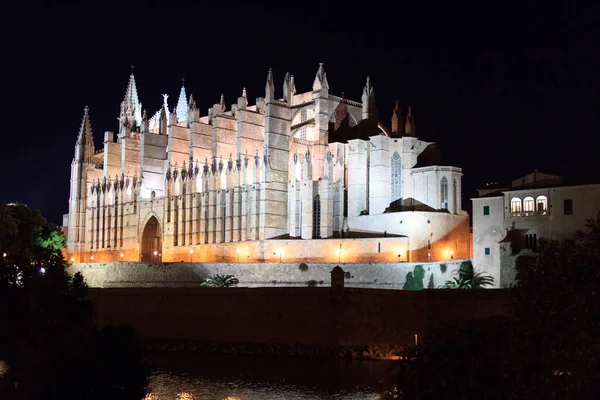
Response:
511,210,548,217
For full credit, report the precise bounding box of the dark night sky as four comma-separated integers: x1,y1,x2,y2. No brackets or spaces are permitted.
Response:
1,1,599,224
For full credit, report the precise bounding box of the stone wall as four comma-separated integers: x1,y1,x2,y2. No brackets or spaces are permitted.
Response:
69,258,472,289
87,287,513,354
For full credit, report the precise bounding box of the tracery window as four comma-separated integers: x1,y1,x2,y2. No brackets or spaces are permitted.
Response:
536,195,548,215
390,152,402,202
440,177,448,210
510,197,522,215
312,195,321,239
299,109,307,140
454,179,459,214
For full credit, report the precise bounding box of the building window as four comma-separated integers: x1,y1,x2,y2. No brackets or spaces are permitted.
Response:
454,179,459,214
523,196,535,215
510,197,522,216
312,194,321,239
564,199,573,215
485,247,490,255
483,205,490,215
299,109,307,140
536,196,548,215
525,233,537,252
440,177,448,210
391,152,402,202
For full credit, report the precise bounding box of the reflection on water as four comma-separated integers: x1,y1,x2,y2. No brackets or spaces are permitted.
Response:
146,351,392,400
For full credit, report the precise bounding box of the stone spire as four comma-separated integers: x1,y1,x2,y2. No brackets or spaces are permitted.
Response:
391,100,404,137
265,68,274,102
238,87,248,110
175,80,188,123
77,105,93,146
123,72,142,128
312,63,329,91
404,106,416,137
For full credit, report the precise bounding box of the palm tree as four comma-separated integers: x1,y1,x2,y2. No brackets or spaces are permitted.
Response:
441,260,494,289
0,202,18,252
201,274,239,288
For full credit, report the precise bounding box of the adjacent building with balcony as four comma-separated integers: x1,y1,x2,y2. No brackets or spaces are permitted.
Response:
472,171,600,287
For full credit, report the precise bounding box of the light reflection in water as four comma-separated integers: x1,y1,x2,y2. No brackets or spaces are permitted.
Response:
146,352,388,400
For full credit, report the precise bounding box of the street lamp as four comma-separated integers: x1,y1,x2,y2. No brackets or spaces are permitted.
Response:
153,250,158,262
450,250,454,260
427,252,431,262
2,252,6,258
120,253,124,261
279,248,284,262
189,249,194,262
337,243,342,263
90,255,94,261
236,248,240,263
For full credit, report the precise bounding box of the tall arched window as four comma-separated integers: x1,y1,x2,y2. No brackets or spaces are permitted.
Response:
312,195,321,239
391,152,402,202
524,196,535,215
454,179,459,213
536,195,548,215
440,177,448,210
299,109,307,140
510,197,522,215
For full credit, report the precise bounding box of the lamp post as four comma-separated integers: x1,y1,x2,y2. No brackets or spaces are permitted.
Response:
279,248,284,262
236,248,240,263
90,255,94,262
153,250,158,262
338,243,342,263
189,249,194,262
450,250,454,260
120,253,124,262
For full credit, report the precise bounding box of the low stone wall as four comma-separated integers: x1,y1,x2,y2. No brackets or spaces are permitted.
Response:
87,287,513,358
69,259,471,289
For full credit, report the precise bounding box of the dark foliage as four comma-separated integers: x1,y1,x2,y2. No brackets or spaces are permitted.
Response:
0,203,149,399
385,212,600,399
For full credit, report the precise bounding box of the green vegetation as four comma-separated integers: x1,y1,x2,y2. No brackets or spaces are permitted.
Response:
344,271,352,279
402,265,425,290
307,280,318,287
298,262,309,272
439,263,447,273
0,203,149,398
427,274,434,289
201,274,239,287
440,260,494,289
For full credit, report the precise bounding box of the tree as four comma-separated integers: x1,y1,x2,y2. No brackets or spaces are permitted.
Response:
0,204,149,399
0,203,18,253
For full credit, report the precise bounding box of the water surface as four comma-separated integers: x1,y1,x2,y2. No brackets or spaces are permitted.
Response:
147,351,394,399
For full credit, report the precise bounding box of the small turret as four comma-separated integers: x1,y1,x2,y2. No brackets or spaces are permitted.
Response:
238,87,248,110
404,106,416,137
283,72,294,104
312,63,329,92
361,76,377,121
391,100,404,137
265,68,274,102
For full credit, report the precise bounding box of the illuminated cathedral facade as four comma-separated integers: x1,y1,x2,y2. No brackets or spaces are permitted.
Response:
64,64,470,263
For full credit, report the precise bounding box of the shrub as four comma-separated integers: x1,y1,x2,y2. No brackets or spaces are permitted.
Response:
403,265,425,290
307,280,318,287
440,263,448,273
201,274,239,287
428,274,434,289
298,262,309,272
344,271,351,279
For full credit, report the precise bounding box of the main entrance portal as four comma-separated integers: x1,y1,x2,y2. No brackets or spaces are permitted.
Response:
141,216,162,262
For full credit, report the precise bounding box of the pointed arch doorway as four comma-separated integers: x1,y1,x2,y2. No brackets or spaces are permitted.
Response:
141,216,162,262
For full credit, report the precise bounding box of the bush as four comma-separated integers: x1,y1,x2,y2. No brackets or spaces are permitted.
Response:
344,271,351,279
307,280,318,287
440,263,448,273
298,262,309,272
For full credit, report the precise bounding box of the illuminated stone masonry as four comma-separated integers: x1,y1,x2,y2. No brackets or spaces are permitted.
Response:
64,64,470,270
